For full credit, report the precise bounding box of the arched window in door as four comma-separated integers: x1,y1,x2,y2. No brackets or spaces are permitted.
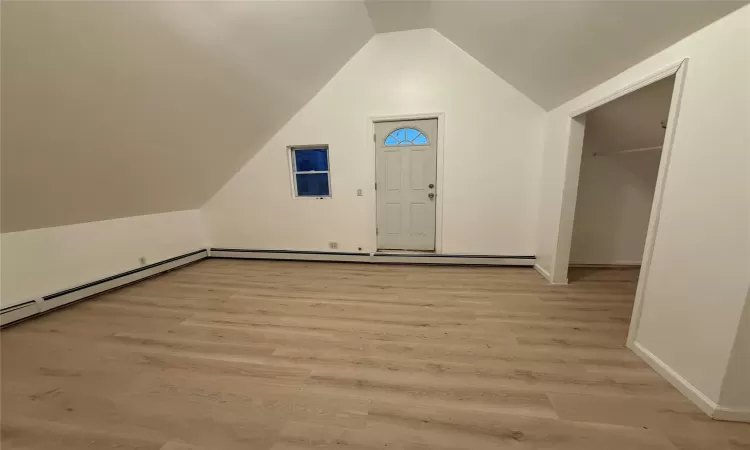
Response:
384,127,428,146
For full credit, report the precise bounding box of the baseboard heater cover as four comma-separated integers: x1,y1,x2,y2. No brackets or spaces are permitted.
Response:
2,248,532,328
1,249,208,328
0,301,41,327
210,248,535,266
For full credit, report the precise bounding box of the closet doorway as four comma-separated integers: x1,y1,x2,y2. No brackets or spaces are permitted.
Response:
567,75,677,329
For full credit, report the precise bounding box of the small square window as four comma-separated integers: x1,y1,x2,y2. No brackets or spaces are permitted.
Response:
290,146,330,197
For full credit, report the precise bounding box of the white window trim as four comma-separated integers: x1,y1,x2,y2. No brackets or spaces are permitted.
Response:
288,145,332,199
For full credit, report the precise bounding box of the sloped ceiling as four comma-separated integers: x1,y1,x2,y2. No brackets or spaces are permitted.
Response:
2,1,743,232
1,1,374,232
584,75,676,155
366,0,745,109
364,0,432,33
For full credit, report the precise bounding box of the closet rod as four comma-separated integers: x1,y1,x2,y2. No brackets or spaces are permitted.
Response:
593,145,662,157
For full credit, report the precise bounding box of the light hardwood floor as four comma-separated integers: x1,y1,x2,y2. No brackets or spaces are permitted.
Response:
2,260,748,449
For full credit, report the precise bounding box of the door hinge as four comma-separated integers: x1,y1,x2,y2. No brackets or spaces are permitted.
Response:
376,227,379,235
373,133,376,142
374,182,377,190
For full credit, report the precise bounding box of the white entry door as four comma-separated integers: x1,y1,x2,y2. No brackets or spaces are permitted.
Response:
375,119,438,251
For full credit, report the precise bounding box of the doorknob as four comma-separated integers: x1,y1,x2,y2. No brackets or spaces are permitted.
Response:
428,193,435,199
428,184,434,189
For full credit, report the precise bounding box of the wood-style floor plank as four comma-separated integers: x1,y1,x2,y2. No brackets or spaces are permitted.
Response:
2,260,748,449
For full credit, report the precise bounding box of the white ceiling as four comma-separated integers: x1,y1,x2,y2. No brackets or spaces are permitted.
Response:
1,1,743,232
1,1,373,232
367,0,745,109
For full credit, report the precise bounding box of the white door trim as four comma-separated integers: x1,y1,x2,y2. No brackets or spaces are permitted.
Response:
367,113,446,254
549,59,689,348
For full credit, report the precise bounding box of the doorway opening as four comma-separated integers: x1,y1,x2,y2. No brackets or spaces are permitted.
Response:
374,118,438,252
567,74,677,335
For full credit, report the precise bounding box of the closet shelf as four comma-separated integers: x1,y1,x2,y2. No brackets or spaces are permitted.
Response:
593,145,662,157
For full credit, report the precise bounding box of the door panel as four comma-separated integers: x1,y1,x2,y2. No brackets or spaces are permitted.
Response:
410,202,428,236
384,203,402,235
410,149,427,190
375,119,437,251
385,151,402,190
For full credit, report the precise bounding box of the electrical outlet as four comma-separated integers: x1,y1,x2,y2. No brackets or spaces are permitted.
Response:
138,257,147,266
329,242,338,249
356,189,363,196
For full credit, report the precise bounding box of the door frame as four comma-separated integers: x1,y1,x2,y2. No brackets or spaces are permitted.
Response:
368,113,445,254
549,59,689,347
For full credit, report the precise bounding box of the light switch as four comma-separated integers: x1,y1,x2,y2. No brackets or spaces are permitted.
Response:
357,189,363,196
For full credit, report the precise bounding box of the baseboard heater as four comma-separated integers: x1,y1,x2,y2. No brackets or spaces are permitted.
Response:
0,249,208,328
210,248,535,267
1,248,533,328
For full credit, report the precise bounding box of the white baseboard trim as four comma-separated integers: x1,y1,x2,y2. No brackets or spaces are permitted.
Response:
533,263,568,284
372,252,534,266
630,340,717,416
713,406,750,423
569,261,642,267
534,264,552,281
211,248,535,267
629,340,750,422
1,249,208,328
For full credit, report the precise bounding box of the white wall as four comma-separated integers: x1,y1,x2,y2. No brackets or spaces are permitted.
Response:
535,4,750,408
202,29,545,255
0,210,207,307
570,147,661,265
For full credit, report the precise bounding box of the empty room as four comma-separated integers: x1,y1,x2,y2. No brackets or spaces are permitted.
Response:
1,1,749,449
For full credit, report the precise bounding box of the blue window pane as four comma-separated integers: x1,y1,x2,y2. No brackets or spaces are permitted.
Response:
385,127,428,146
405,128,420,141
296,173,330,196
295,149,328,172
